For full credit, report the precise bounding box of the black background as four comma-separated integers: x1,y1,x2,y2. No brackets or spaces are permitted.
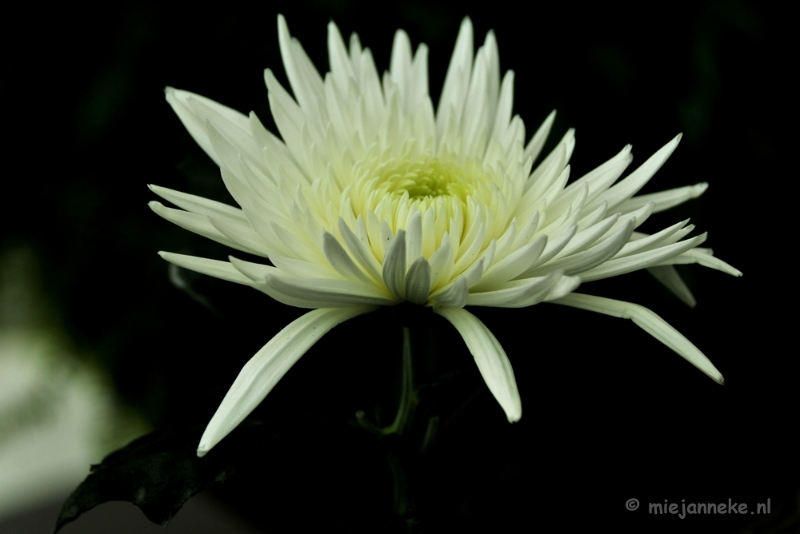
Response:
3,0,794,532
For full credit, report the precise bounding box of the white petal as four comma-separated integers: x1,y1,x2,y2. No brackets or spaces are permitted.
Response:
327,21,355,95
165,88,247,167
616,219,693,257
407,44,430,114
555,213,621,259
184,95,263,165
551,293,724,384
434,307,521,422
249,112,310,185
524,141,566,197
390,29,414,112
149,201,262,256
197,306,376,456
382,229,407,300
267,253,338,279
518,225,577,277
405,257,433,304
543,274,581,302
428,234,455,290
436,18,473,141
656,249,743,277
536,219,635,276
472,235,547,291
405,210,423,269
453,222,486,274
323,232,372,284
585,134,682,213
579,233,707,282
619,182,708,214
647,265,697,308
526,128,574,193
263,272,395,307
467,271,561,308
158,252,253,285
277,15,325,118
490,71,515,143
575,201,608,233
208,216,273,257
148,184,248,225
229,256,275,282
461,40,493,158
462,241,495,288
337,218,383,284
561,145,633,205
523,110,555,165
430,275,469,308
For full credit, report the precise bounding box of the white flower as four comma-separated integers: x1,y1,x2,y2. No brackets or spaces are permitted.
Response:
150,16,741,456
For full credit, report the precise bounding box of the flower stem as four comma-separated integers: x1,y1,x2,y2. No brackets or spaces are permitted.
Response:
385,327,418,436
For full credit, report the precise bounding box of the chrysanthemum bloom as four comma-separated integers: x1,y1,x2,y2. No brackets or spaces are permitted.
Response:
150,16,740,456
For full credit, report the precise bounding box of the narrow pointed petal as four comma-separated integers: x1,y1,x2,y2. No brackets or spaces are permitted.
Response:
323,232,372,284
165,87,248,167
521,225,577,276
197,306,376,456
616,219,693,257
148,184,248,224
430,275,468,308
531,219,634,277
468,272,556,307
579,233,707,282
436,18,473,139
561,145,633,204
337,218,383,283
657,249,743,277
434,307,521,422
263,272,396,307
490,71,515,143
428,235,455,290
619,182,708,214
149,201,263,256
405,257,433,304
158,252,253,285
267,253,337,279
648,265,697,308
586,134,682,212
472,235,548,291
208,216,273,257
555,213,621,259
382,230,407,300
390,29,414,111
523,110,555,165
229,256,275,282
327,21,355,94
551,293,724,384
277,15,325,117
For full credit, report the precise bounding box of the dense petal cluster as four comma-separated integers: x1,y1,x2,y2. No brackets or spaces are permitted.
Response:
151,16,741,456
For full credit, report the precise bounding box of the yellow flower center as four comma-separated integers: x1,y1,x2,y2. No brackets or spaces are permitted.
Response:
377,158,474,201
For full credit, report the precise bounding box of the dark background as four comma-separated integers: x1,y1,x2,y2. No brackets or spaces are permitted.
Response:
3,0,794,532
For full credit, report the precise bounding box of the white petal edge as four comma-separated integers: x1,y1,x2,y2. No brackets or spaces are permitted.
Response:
647,265,697,308
550,293,724,384
159,251,253,285
148,184,249,225
197,305,377,456
433,307,522,422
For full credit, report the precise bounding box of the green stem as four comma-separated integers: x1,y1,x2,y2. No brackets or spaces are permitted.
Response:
384,326,417,436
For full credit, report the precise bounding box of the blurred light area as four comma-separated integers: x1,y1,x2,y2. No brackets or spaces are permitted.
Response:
0,245,148,521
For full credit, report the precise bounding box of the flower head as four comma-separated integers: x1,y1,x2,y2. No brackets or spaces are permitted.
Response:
150,16,741,456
